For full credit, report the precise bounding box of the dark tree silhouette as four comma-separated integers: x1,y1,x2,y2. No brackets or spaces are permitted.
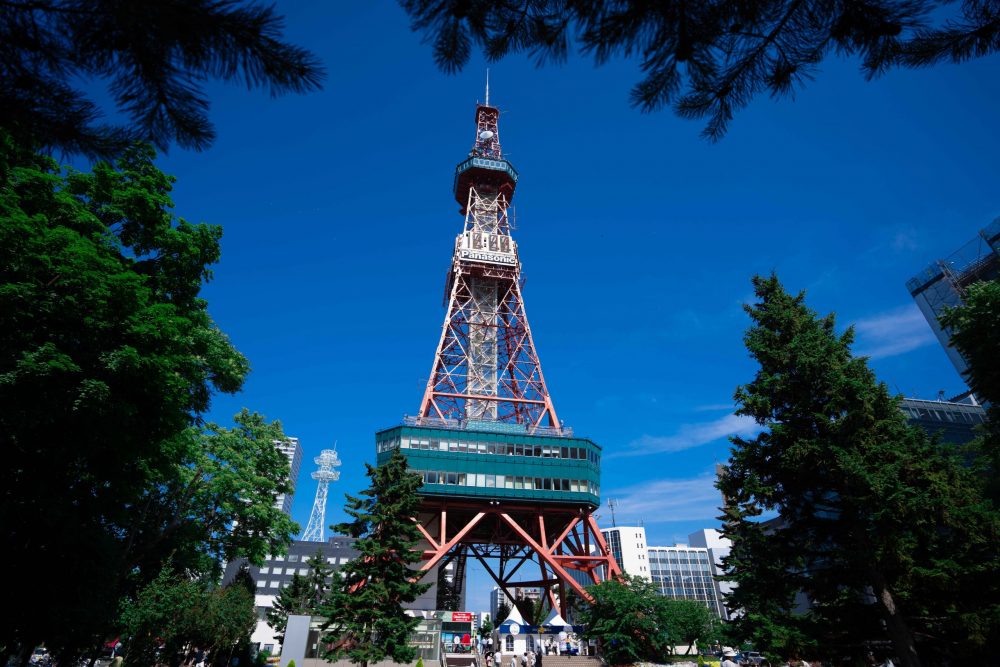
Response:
400,0,998,139
0,0,324,156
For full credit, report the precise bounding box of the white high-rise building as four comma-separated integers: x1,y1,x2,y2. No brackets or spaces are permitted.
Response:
602,526,731,619
601,526,651,581
274,437,303,515
689,528,734,620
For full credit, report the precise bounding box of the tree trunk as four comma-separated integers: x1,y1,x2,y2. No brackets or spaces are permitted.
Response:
867,568,922,667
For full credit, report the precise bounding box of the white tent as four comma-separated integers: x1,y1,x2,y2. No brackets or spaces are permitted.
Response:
541,609,569,629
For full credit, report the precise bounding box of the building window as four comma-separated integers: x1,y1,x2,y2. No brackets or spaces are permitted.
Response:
269,581,279,588
259,567,269,574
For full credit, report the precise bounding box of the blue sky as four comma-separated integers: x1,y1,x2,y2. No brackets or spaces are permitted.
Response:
138,2,998,612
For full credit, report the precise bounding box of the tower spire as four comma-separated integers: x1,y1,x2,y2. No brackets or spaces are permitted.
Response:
485,69,490,107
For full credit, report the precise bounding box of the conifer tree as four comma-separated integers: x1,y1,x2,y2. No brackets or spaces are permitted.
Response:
267,550,335,644
719,274,999,666
939,278,1000,503
319,449,430,667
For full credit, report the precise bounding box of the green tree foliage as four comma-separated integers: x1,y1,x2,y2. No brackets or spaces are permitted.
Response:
479,616,494,636
267,551,335,644
521,597,550,626
940,278,1000,502
660,600,718,656
0,136,295,663
319,449,431,667
719,274,1000,666
577,575,673,666
495,602,512,625
0,1,323,156
120,566,256,667
401,0,998,140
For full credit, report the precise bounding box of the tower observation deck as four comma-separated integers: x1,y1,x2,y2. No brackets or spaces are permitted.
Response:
376,86,620,615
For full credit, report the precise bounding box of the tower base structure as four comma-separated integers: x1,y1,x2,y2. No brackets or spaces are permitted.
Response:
377,422,621,616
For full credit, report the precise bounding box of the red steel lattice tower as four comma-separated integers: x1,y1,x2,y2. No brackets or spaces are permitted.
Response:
417,94,558,429
378,86,620,617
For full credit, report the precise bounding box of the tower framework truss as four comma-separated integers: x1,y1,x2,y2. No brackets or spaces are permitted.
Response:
302,448,342,542
380,88,621,617
418,104,559,431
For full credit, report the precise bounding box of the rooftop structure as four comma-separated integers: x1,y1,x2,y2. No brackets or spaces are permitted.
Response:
900,396,987,445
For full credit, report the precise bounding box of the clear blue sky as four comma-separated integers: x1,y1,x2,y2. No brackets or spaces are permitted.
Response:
144,2,998,613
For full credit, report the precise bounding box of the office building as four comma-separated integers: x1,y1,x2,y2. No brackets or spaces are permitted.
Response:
688,528,733,620
222,536,358,655
906,219,1000,384
489,585,544,621
900,396,987,445
274,437,303,515
602,526,731,619
602,526,652,581
647,545,726,619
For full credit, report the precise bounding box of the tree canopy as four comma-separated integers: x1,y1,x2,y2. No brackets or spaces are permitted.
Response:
119,565,257,667
401,0,999,139
718,274,1000,666
577,575,675,666
320,449,430,667
940,278,1000,503
660,599,719,656
0,136,296,664
0,0,323,156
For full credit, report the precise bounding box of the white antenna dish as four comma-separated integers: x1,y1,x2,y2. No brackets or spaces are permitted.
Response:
479,130,495,141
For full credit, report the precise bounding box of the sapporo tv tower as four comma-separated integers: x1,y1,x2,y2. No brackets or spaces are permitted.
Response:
375,83,621,615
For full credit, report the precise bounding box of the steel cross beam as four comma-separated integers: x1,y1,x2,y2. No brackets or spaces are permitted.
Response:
411,503,621,617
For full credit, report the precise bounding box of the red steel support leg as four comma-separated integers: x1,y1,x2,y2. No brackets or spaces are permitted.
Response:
585,512,622,579
418,511,486,575
499,512,594,603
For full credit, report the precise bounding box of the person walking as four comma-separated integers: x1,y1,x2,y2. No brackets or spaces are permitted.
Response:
721,650,739,667
536,649,544,667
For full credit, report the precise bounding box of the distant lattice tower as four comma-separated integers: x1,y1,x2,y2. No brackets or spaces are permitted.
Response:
301,448,342,542
375,82,621,617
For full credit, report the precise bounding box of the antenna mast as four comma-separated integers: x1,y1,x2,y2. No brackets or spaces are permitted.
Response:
608,498,618,527
302,447,342,542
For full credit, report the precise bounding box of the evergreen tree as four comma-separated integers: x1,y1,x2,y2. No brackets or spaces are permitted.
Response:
719,274,1000,666
319,449,430,667
267,550,335,644
939,278,1000,503
0,0,323,156
267,575,312,646
401,0,998,141
495,602,512,625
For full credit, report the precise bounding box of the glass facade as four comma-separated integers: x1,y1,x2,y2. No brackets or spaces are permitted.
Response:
648,547,724,618
376,424,602,508
907,219,1000,382
900,397,987,445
